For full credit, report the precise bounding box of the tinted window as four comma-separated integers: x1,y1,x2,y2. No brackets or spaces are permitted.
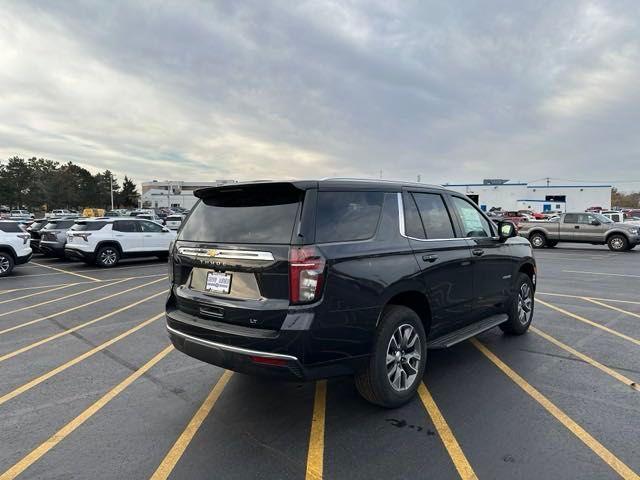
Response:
316,191,384,243
114,220,139,232
403,193,426,239
179,187,301,244
563,214,579,223
139,220,163,232
71,222,107,231
166,216,182,221
0,222,22,233
451,196,492,238
412,193,455,239
44,220,75,230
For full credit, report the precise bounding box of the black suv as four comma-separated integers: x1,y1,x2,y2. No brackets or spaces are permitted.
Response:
166,180,536,407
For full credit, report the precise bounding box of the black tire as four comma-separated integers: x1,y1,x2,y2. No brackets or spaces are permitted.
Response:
529,232,546,249
500,273,534,335
95,245,120,267
0,252,15,277
546,240,558,248
355,305,427,408
607,234,629,252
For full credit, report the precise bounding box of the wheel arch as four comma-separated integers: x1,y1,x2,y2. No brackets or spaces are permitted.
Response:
95,240,122,254
0,245,17,261
518,262,536,291
381,290,432,338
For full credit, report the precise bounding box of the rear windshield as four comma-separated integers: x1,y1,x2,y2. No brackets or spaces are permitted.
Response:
179,187,301,244
71,222,107,231
0,222,23,233
44,220,76,230
166,216,182,221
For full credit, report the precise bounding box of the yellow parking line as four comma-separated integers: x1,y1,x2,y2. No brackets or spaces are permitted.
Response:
30,261,100,281
563,270,640,279
149,371,233,480
0,274,165,295
0,313,163,407
0,263,165,282
0,345,174,480
0,277,130,318
0,283,79,305
538,292,640,306
537,299,640,347
0,277,164,336
471,339,639,480
582,298,640,320
0,289,165,363
530,326,638,390
418,383,477,480
305,380,327,480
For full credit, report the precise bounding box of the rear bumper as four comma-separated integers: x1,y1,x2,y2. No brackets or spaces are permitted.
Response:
16,252,32,265
39,241,65,257
166,307,366,381
64,246,95,262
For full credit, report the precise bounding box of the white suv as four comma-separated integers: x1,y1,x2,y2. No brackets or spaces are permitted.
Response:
65,217,177,267
0,221,32,276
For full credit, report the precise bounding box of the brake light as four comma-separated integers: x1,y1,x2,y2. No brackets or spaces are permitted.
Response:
250,356,288,366
289,246,326,304
77,233,91,241
17,233,30,244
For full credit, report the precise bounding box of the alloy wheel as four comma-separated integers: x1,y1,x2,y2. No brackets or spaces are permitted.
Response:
611,237,624,250
0,255,10,274
386,324,421,391
518,283,533,325
531,235,544,247
100,249,117,266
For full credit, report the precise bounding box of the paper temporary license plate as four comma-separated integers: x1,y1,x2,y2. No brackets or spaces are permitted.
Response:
205,271,232,294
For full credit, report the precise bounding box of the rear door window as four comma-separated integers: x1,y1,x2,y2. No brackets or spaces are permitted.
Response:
114,220,139,232
179,187,302,244
316,191,384,243
412,193,455,239
0,222,22,233
563,214,579,223
139,220,163,232
71,222,107,231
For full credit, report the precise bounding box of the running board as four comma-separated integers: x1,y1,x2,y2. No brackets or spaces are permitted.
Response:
427,314,508,349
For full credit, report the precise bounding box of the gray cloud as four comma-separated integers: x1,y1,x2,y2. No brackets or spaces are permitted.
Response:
1,0,639,188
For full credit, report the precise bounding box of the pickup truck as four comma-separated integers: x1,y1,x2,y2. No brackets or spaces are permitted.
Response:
518,212,640,251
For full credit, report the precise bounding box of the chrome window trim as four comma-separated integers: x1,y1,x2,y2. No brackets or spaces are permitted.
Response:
396,192,466,243
167,325,299,361
177,247,275,261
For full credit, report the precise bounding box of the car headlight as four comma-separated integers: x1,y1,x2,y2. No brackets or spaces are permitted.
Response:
628,227,639,235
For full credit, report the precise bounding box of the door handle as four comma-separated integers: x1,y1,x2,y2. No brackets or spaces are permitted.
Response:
422,254,438,263
574,225,580,229
144,235,152,237
472,248,484,256
115,234,123,237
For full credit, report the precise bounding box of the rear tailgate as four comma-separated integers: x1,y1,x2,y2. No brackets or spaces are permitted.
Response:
171,182,313,331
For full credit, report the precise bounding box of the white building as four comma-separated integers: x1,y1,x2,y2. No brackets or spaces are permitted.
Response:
443,181,611,213
141,180,237,209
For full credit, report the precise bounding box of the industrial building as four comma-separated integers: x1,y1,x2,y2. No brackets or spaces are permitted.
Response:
443,180,612,213
140,180,237,209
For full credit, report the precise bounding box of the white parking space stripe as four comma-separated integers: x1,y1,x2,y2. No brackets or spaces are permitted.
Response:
30,262,99,281
562,270,640,279
538,292,640,306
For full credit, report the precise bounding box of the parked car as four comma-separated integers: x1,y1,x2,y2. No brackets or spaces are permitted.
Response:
65,217,176,267
164,214,185,230
9,210,34,220
518,210,545,220
518,212,639,251
165,179,536,407
26,218,49,252
38,219,79,257
45,209,74,218
0,220,32,276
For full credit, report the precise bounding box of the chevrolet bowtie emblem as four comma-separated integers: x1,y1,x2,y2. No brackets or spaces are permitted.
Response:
206,249,219,257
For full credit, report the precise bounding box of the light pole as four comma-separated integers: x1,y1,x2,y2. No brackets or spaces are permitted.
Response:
110,173,114,210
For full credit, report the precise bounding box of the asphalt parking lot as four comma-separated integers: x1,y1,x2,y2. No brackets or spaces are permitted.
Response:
0,246,639,480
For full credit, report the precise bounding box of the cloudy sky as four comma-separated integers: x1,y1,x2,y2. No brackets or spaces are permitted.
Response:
1,1,640,188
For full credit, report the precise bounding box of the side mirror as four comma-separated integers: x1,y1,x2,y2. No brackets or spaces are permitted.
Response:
498,221,517,241
590,219,601,226
162,227,170,232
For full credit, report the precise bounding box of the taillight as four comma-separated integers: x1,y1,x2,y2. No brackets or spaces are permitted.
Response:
289,246,326,304
17,233,30,244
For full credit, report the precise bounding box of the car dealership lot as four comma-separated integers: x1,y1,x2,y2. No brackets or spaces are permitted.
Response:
0,248,639,480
